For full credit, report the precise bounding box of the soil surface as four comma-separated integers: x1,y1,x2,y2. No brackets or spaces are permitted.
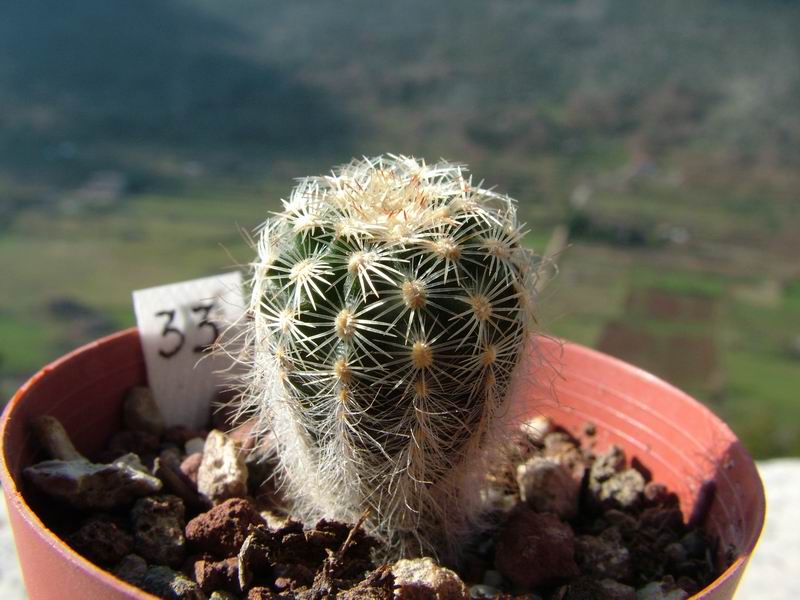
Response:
20,386,724,599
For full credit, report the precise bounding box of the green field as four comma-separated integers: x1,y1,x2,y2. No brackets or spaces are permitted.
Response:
2,1,799,457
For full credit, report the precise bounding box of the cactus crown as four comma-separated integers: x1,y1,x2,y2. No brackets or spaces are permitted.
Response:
241,155,538,562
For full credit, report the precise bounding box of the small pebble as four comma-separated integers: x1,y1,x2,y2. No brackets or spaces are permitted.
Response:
31,415,85,462
516,456,579,519
640,506,684,533
392,557,469,600
198,430,249,504
542,432,589,482
590,445,627,485
519,415,553,446
181,452,203,486
164,425,209,447
600,579,637,600
338,565,395,600
558,576,634,600
23,457,162,510
260,509,290,530
185,437,206,456
139,565,206,600
131,495,187,567
481,569,503,588
665,542,687,565
597,468,646,510
272,563,315,590
155,448,206,510
112,553,148,587
247,588,281,599
470,584,500,598
67,516,133,566
574,528,632,581
123,386,165,437
114,452,151,473
679,530,708,559
636,580,689,600
604,509,638,536
644,482,671,505
108,430,161,461
228,420,258,456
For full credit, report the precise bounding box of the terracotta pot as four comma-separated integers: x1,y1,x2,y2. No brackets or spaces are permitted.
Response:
1,329,764,599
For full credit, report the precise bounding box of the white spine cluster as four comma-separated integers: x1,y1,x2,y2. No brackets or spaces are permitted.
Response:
240,155,539,563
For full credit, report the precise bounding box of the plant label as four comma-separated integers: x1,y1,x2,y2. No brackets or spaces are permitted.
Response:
133,272,245,427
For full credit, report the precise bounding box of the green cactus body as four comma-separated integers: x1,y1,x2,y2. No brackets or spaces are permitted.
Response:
243,155,537,562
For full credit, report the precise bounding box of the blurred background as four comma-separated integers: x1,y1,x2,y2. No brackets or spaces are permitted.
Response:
1,0,799,458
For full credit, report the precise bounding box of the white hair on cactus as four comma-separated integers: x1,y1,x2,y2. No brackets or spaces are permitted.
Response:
236,154,540,564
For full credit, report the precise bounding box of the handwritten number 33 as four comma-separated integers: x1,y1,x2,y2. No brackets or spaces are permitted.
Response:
155,303,220,358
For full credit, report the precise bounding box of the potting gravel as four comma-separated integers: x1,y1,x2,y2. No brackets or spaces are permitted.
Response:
1,389,797,599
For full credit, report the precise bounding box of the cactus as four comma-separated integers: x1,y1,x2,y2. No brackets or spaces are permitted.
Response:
239,155,538,563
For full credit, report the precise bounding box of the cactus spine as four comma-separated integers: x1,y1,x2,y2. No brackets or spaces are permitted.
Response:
242,155,538,562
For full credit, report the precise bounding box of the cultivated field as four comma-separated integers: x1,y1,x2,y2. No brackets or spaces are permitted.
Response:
2,0,799,457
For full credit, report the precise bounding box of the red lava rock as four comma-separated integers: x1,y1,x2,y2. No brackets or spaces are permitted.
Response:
131,495,186,567
194,556,240,594
186,497,266,557
494,508,579,588
67,516,133,565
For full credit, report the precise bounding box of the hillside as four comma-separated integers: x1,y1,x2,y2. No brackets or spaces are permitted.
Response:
2,0,799,456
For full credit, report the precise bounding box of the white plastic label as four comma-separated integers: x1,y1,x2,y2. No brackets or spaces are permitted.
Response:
133,272,245,427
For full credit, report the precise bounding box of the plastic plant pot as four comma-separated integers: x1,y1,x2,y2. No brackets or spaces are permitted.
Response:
1,329,765,599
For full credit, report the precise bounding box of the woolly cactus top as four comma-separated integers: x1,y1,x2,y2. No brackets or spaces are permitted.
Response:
242,155,539,561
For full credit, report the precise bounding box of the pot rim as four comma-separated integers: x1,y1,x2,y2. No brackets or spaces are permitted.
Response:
540,339,766,597
0,328,156,599
0,328,766,599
